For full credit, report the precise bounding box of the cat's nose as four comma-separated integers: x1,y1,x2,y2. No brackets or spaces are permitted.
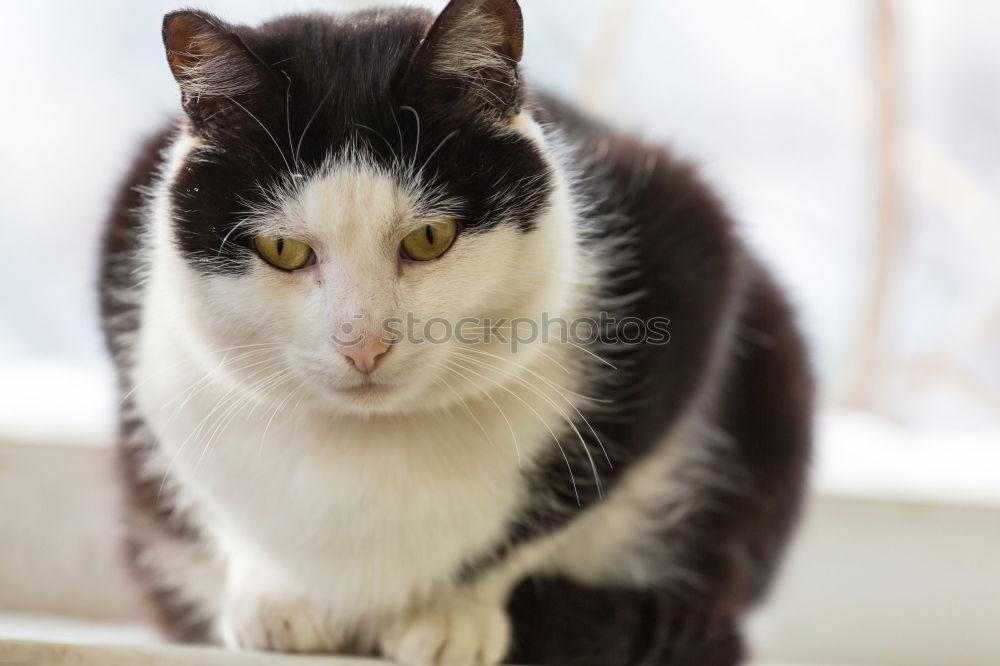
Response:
339,340,390,375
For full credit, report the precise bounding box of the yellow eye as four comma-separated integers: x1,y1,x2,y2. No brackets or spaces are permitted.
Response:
254,236,315,271
401,218,458,262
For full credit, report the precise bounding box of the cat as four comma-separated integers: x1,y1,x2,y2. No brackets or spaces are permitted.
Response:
99,1,812,664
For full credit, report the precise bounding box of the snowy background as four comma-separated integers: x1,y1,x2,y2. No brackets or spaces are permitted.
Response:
2,1,998,475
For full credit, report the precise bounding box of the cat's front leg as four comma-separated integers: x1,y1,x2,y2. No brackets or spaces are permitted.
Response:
380,594,511,666
218,560,345,654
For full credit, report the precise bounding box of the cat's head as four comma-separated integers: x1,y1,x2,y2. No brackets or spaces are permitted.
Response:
151,0,580,416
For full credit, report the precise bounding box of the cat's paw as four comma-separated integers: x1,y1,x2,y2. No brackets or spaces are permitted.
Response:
219,592,342,654
380,600,510,666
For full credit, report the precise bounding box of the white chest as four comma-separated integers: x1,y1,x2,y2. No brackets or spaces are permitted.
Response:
132,348,570,619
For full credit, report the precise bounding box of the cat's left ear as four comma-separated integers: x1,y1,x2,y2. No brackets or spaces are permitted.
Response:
406,0,524,120
162,11,278,131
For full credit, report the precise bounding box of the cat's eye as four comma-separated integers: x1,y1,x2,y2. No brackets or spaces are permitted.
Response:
254,236,315,271
400,218,458,262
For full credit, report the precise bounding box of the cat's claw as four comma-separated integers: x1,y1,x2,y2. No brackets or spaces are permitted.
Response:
381,600,510,666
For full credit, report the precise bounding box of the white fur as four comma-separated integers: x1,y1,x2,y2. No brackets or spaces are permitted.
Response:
128,112,697,663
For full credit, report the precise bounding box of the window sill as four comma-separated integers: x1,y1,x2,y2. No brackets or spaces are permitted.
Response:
0,360,116,449
813,409,1000,508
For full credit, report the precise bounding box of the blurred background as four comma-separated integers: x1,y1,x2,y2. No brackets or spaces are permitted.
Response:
1,1,997,665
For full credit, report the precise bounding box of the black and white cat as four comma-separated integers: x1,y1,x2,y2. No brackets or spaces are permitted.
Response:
100,1,812,664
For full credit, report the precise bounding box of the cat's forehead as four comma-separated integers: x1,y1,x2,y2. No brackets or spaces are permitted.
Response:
275,161,426,248
244,9,431,131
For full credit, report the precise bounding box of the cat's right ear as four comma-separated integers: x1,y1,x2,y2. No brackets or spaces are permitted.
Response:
162,11,275,130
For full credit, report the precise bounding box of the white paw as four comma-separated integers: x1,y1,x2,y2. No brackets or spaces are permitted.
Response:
220,593,342,654
381,600,510,666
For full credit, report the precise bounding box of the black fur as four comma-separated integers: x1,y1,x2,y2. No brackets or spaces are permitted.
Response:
506,578,745,666
101,1,811,664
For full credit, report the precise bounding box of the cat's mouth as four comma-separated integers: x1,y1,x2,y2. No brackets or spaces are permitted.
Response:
330,380,405,412
335,381,394,399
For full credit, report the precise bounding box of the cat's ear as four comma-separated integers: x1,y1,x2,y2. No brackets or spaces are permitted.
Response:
162,11,276,129
406,0,524,119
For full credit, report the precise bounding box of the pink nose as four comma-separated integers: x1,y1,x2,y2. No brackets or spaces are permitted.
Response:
339,340,390,375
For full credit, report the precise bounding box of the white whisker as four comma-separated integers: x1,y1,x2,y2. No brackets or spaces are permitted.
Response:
451,351,604,497
442,358,580,505
455,345,613,467
437,365,522,467
223,94,293,174
400,105,422,170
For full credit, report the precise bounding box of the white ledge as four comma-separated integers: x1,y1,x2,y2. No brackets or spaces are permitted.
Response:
0,639,389,666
